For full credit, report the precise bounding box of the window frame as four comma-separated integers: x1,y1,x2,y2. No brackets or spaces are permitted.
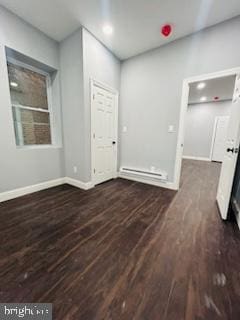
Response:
7,57,55,149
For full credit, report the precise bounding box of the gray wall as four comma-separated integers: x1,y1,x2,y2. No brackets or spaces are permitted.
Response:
82,28,121,181
60,29,85,181
0,6,64,193
59,28,121,183
120,16,240,182
183,100,231,159
2,6,240,192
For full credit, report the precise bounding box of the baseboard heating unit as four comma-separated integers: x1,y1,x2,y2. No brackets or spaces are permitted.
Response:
120,167,168,181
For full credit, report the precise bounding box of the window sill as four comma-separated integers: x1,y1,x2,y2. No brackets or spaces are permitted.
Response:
16,144,63,150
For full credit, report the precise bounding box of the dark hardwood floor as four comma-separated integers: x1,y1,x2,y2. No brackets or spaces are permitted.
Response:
0,160,240,319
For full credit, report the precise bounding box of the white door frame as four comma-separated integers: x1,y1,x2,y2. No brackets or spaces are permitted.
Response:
90,78,119,185
173,67,240,190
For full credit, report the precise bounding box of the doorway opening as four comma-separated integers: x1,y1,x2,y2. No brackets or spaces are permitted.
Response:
175,68,240,224
183,76,235,163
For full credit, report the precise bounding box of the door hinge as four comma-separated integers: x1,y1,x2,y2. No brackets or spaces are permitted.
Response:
93,94,95,100
93,133,95,139
94,168,96,174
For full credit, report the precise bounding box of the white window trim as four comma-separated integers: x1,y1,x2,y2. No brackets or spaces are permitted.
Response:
7,57,50,77
12,104,50,113
7,57,57,149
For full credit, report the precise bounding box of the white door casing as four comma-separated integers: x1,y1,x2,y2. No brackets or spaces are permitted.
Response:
175,67,240,191
217,74,240,219
211,116,230,162
91,80,118,185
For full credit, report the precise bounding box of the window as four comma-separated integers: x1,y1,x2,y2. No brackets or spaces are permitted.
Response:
7,61,52,146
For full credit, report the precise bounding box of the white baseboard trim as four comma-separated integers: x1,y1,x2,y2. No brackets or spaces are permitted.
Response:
64,177,94,190
0,177,94,203
0,171,177,203
183,155,211,162
0,178,65,203
118,172,177,191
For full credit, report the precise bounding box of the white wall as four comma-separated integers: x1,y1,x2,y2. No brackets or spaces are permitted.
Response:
82,28,121,181
0,7,120,192
2,6,240,192
0,6,63,193
120,16,240,182
60,29,86,181
60,28,121,183
183,100,231,159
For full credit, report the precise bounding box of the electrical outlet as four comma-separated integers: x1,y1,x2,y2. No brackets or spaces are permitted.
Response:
73,166,78,173
123,126,127,133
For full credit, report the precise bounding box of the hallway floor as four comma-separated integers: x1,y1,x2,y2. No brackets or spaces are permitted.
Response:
0,160,240,319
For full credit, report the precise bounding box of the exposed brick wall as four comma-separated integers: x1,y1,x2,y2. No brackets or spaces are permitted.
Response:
16,109,51,145
20,109,49,123
8,62,52,145
22,123,51,145
8,62,48,109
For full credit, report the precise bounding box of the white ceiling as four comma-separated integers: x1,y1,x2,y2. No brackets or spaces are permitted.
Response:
0,0,240,60
189,76,236,104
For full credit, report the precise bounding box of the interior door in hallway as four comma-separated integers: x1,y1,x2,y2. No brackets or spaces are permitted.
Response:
217,75,240,219
91,82,118,185
211,116,229,162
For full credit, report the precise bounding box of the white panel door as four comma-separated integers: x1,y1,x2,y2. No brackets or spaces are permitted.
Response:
217,74,240,219
91,83,117,185
211,116,229,162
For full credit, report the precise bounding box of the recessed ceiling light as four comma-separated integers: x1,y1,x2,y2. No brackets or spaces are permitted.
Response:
10,81,18,88
197,82,206,90
102,24,113,35
200,96,207,102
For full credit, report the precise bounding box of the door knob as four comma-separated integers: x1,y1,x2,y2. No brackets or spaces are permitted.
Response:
227,147,239,153
112,141,116,145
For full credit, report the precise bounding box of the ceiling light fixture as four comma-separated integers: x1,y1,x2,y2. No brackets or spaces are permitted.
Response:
102,24,113,35
10,81,18,88
200,96,207,102
197,82,206,90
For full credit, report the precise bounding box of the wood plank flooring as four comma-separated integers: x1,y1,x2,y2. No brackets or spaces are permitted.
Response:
0,160,240,319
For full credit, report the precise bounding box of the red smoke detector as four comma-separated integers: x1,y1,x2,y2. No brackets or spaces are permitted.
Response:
161,24,172,37
214,96,219,100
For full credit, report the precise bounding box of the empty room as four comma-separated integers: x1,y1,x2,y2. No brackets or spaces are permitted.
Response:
0,0,240,319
